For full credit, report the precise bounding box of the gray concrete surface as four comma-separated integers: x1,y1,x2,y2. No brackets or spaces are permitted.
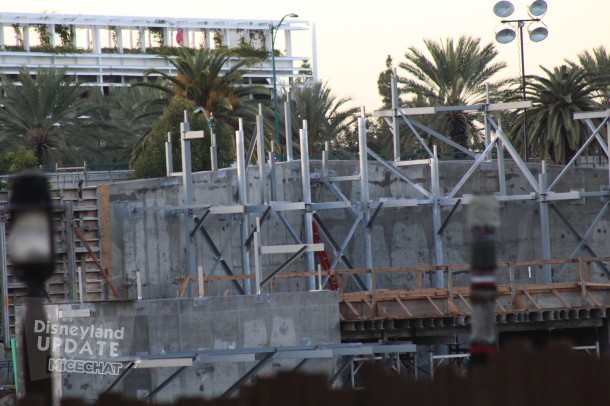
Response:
101,160,610,299
15,291,340,402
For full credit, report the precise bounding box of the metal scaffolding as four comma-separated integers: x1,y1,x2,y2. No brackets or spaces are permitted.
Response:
155,74,610,301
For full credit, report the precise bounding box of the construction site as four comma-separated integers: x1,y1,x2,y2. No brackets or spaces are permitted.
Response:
1,74,610,402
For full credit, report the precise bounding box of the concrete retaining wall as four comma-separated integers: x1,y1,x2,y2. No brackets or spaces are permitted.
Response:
15,291,340,402
99,160,610,298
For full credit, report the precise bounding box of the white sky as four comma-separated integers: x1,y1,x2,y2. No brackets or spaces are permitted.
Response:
2,1,609,110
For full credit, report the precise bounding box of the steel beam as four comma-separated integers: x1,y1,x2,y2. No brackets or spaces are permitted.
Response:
256,105,267,204
550,204,610,276
220,352,275,399
103,362,134,394
488,117,539,193
236,119,251,294
390,115,433,158
446,138,498,199
329,355,356,387
367,147,431,198
181,112,197,296
406,119,476,158
207,218,240,276
539,162,552,283
391,69,400,161
0,218,9,346
430,145,444,288
146,366,189,401
260,246,307,287
197,226,244,295
437,199,461,236
284,91,293,161
359,113,373,290
548,117,609,192
323,181,359,217
300,120,316,290
554,201,610,281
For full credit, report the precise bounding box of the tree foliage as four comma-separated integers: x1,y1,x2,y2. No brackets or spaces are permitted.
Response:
280,82,358,157
0,146,38,174
130,96,234,179
140,47,269,127
398,36,508,150
0,68,101,165
507,65,604,164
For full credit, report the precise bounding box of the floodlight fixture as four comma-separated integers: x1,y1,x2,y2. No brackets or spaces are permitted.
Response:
493,1,514,18
529,26,548,42
496,28,516,44
529,0,547,17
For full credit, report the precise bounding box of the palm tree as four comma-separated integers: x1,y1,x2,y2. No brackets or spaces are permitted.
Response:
507,65,603,164
398,36,508,151
280,82,358,157
571,46,610,107
90,86,168,163
140,47,269,127
0,68,91,165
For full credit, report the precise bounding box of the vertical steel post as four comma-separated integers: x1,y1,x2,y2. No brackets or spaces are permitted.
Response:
484,83,492,162
391,68,400,162
256,104,267,204
76,267,84,303
65,202,78,301
300,120,316,291
358,109,373,290
0,218,10,346
284,90,293,162
165,132,173,176
539,160,552,282
607,119,610,186
210,129,218,171
254,217,262,295
197,265,204,298
431,145,444,288
322,142,329,179
236,118,251,294
181,111,196,296
136,269,142,300
497,123,507,196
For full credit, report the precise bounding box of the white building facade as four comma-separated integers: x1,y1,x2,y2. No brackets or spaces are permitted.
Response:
0,12,315,91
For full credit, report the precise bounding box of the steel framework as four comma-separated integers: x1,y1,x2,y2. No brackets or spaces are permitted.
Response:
153,72,610,302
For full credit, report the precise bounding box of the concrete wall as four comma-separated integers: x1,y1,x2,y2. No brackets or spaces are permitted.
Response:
99,160,610,299
15,291,340,402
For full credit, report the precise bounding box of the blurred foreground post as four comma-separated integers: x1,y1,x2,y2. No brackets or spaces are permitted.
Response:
468,194,499,365
8,171,54,404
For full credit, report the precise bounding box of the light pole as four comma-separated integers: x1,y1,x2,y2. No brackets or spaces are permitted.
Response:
270,13,298,159
493,0,548,162
7,171,55,404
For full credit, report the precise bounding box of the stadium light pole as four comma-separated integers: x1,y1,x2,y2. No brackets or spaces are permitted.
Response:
493,1,548,163
270,13,298,159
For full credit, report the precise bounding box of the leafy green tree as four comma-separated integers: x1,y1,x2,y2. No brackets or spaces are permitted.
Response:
507,65,603,164
280,82,358,157
398,36,508,150
130,96,234,178
0,68,95,165
0,146,38,174
377,55,398,109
